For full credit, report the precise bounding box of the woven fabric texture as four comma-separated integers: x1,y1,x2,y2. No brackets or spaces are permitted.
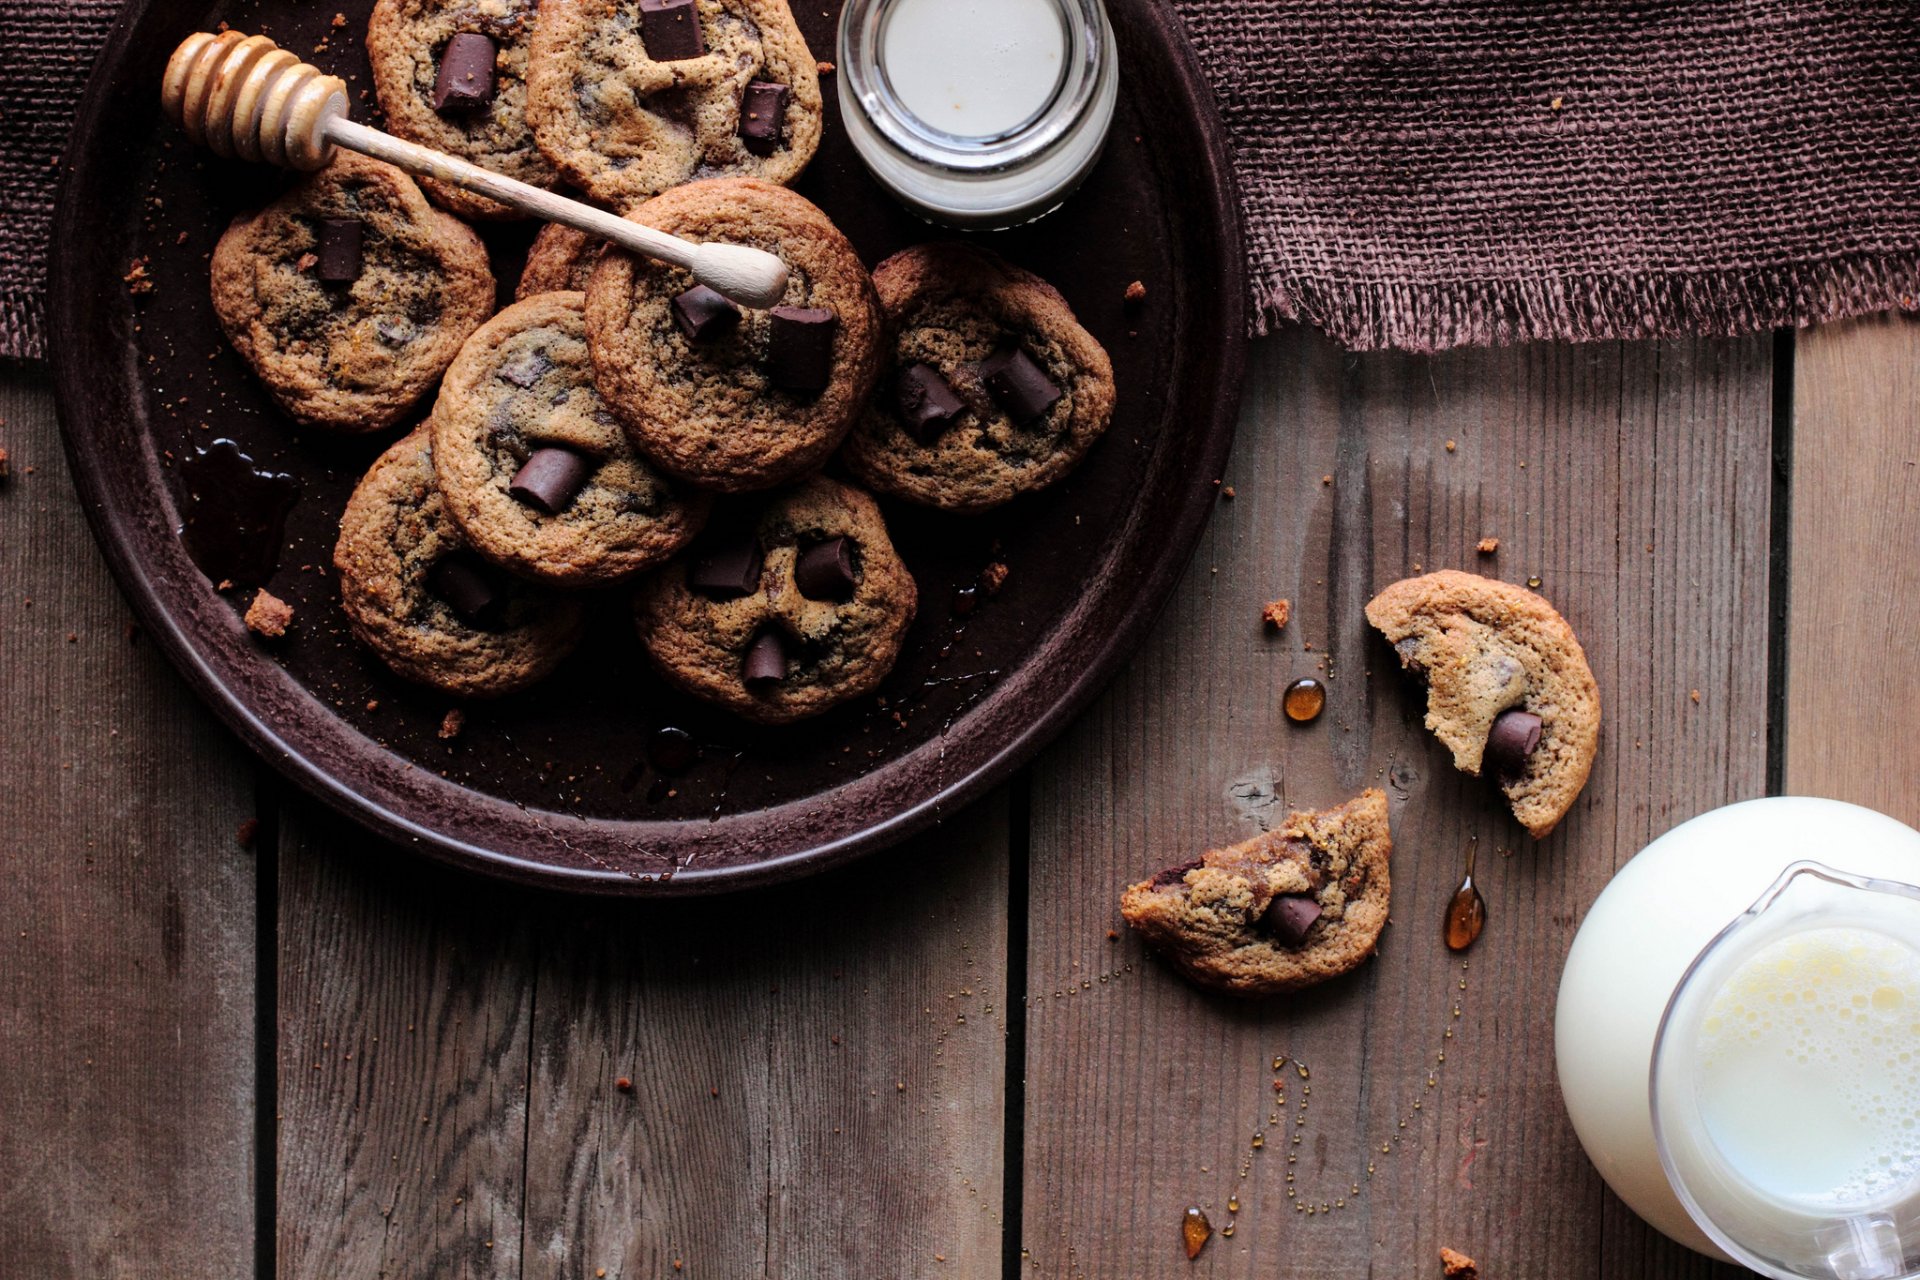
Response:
1171,0,1920,349
8,3,1920,355
1,1,119,362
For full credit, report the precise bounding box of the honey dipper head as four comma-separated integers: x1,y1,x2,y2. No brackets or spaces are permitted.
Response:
162,30,348,171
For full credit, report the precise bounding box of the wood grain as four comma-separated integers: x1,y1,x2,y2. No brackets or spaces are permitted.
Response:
1020,330,1773,1279
1786,317,1920,823
0,371,258,1276
521,794,1009,1279
275,795,537,1280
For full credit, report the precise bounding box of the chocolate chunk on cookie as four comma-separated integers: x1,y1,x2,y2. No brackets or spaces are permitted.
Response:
1366,570,1601,839
516,223,604,299
367,0,560,221
334,428,587,696
585,179,882,492
841,243,1116,513
1120,789,1393,996
525,0,823,209
430,292,710,587
634,476,916,723
210,153,495,433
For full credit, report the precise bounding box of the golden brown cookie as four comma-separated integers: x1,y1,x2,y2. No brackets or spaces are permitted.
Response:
366,0,560,220
1120,789,1393,997
525,0,822,209
516,223,603,299
210,152,495,432
430,292,710,587
841,243,1116,514
1366,570,1601,838
634,476,916,723
585,179,882,492
335,427,586,696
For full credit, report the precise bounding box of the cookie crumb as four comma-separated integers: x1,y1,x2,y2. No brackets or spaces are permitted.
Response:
1440,1246,1478,1279
1476,537,1499,554
243,589,293,638
0,446,9,480
1445,439,1457,452
124,258,153,295
981,561,1009,594
614,1076,633,1093
816,59,835,74
366,699,380,712
1321,474,1333,486
1221,485,1236,499
1690,688,1701,704
1123,279,1147,305
236,817,260,850
331,11,348,27
216,579,235,593
1262,598,1291,631
438,709,466,740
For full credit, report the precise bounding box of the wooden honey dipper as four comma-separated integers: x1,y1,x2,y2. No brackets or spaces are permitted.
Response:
160,30,791,308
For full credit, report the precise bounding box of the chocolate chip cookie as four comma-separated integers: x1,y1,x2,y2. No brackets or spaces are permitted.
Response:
525,0,822,209
1366,570,1601,838
840,243,1116,514
585,179,882,492
1120,789,1394,996
367,0,560,220
210,152,496,432
335,427,587,696
634,476,916,723
516,223,602,299
430,291,711,587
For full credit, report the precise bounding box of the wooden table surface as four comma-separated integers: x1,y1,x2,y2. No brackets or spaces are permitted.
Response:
4,314,1916,1279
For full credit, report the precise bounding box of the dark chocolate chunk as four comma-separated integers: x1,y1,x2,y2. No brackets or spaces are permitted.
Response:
314,219,363,284
742,629,787,688
738,80,790,155
1263,894,1323,946
1485,708,1543,778
1149,859,1204,889
688,532,764,599
432,32,497,113
896,363,965,442
428,554,506,628
508,447,593,515
767,306,837,394
498,348,553,389
671,285,742,343
980,345,1062,425
794,537,857,602
638,0,706,60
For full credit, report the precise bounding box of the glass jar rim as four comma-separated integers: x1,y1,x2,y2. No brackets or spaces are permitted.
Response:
837,0,1110,173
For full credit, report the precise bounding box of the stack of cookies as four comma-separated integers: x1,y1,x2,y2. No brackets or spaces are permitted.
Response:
205,0,1117,723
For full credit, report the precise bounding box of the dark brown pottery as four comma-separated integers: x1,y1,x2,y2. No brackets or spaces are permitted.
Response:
50,0,1246,893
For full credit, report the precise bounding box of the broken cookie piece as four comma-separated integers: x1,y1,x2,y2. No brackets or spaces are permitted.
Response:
1440,1246,1478,1278
1119,789,1392,996
1365,570,1599,839
244,588,294,638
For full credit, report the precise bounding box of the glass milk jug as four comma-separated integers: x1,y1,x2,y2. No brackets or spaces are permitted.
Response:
1557,798,1920,1272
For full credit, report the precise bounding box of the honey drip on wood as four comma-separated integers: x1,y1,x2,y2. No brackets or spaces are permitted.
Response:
1181,1205,1212,1259
1446,838,1486,951
1282,677,1325,724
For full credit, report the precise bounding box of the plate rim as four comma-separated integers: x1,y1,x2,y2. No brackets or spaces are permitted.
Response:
48,0,1247,895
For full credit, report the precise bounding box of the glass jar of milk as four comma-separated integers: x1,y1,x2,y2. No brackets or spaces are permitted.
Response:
837,0,1120,228
1556,798,1920,1279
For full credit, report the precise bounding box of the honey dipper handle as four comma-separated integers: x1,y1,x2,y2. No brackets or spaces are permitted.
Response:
326,120,788,308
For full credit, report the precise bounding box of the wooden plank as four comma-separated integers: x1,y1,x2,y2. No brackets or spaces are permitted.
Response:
0,370,258,1276
275,795,536,1280
1021,331,1772,1278
275,786,1009,1277
1786,316,1920,823
521,794,1009,1278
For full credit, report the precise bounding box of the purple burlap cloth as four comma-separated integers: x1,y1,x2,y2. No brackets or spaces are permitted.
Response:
6,1,1920,356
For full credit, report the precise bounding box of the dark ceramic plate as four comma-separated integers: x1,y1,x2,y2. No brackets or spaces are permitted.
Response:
50,0,1245,893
